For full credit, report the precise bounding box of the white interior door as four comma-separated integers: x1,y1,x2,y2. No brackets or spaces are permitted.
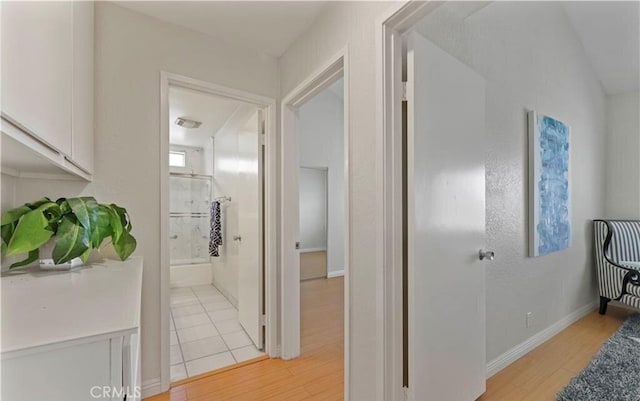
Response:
237,110,264,349
407,32,487,401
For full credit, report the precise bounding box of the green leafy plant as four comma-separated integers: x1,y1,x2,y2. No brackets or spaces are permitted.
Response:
1,197,137,269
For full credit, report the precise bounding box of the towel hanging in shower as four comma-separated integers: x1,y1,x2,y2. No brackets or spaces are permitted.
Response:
209,201,223,257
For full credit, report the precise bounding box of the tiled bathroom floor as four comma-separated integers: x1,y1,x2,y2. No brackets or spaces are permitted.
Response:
170,284,265,382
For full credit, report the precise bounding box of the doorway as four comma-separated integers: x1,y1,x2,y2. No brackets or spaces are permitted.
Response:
280,50,349,398
160,73,277,389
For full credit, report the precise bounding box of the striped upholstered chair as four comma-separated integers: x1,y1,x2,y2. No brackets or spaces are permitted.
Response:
594,220,640,314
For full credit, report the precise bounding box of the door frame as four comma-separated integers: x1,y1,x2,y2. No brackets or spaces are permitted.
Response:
375,3,443,400
280,46,350,396
159,71,278,392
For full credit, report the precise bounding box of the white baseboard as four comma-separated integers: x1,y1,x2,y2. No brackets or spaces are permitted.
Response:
486,300,597,378
141,377,163,398
327,269,344,278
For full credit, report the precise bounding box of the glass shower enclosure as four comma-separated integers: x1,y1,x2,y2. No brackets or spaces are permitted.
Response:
169,173,212,265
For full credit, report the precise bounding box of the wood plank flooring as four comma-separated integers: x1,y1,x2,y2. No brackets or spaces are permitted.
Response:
146,290,630,401
146,277,344,401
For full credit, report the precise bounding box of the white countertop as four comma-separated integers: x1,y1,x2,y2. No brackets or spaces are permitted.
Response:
1,257,142,355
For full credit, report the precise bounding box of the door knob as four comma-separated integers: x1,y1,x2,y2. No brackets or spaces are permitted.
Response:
479,249,495,261
233,235,242,242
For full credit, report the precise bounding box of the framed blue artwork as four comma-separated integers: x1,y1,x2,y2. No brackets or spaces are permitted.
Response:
528,111,571,257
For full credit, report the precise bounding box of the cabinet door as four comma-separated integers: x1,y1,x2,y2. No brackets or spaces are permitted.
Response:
1,340,112,401
1,1,73,155
71,0,94,173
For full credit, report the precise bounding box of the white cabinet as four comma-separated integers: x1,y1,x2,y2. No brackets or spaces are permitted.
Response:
71,0,95,174
1,0,94,179
1,258,143,401
1,1,73,155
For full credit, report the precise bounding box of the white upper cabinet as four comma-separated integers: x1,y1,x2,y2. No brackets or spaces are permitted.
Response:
71,1,95,174
1,1,94,179
1,1,73,154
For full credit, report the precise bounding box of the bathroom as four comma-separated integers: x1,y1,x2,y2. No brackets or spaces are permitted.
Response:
167,86,265,381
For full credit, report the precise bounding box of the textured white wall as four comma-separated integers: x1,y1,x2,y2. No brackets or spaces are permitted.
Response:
298,87,345,274
8,2,279,391
415,2,607,362
605,90,640,219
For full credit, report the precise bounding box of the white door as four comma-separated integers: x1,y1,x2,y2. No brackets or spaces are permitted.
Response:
407,32,487,401
237,110,264,349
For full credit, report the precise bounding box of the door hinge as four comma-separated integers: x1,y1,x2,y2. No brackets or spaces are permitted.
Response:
402,81,408,102
260,133,265,146
259,314,266,326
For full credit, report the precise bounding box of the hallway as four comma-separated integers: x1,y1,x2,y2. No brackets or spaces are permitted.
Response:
147,276,345,400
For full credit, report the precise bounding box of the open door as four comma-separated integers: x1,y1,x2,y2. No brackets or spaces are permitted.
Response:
406,32,487,401
237,110,264,349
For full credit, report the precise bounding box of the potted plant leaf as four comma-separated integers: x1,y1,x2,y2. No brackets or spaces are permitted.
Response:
1,197,137,269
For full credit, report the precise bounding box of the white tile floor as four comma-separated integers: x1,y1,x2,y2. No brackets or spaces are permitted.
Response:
169,284,265,382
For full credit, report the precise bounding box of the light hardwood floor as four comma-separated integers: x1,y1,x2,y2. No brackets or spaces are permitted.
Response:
146,289,629,401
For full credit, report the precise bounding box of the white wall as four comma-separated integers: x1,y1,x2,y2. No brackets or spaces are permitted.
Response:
209,107,262,307
203,137,214,177
1,173,17,214
298,86,345,274
415,2,607,362
605,90,640,218
298,167,328,250
6,2,279,393
210,113,241,307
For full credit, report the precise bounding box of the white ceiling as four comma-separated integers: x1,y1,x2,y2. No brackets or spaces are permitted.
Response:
563,2,640,95
114,1,327,58
169,86,257,148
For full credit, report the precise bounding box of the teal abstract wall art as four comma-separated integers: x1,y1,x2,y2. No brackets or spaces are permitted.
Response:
528,111,571,257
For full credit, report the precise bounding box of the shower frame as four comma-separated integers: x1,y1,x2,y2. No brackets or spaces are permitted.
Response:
169,172,213,266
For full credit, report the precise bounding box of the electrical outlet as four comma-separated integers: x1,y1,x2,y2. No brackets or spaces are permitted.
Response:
526,312,533,328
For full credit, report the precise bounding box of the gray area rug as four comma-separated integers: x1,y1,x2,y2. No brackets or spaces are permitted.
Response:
557,314,640,401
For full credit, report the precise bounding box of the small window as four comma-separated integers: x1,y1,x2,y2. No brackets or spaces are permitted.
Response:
169,151,186,167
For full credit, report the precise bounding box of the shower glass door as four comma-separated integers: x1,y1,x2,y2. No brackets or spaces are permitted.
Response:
170,174,212,265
